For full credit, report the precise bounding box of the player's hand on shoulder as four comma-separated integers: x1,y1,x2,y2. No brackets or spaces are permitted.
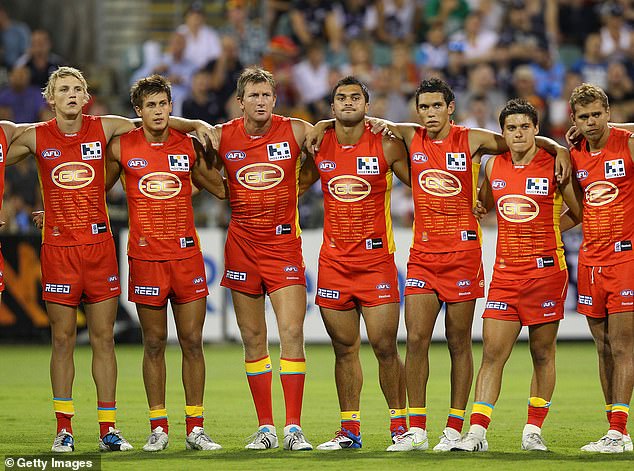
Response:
366,117,392,137
472,200,487,220
554,148,572,185
304,119,334,155
194,123,219,152
565,125,582,148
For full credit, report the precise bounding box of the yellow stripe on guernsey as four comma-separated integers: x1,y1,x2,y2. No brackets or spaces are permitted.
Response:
341,411,360,422
53,398,75,416
279,358,306,375
294,157,302,237
149,408,168,420
472,402,494,418
185,405,204,418
612,404,630,415
552,188,567,271
245,356,273,376
384,169,396,254
408,407,427,417
528,397,550,408
390,408,407,419
472,161,482,245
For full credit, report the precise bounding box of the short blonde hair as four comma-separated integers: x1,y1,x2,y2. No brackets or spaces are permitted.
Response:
43,66,90,103
236,67,275,100
569,83,609,115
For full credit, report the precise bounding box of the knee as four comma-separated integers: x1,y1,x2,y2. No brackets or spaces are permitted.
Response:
278,322,304,346
51,330,75,354
90,329,115,352
530,345,555,367
480,344,507,367
609,337,631,360
446,331,472,357
406,330,431,352
332,338,358,360
180,332,203,358
144,334,167,359
372,339,399,364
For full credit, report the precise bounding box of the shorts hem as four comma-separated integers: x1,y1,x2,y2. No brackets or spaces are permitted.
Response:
221,281,264,296
267,281,306,295
171,292,209,305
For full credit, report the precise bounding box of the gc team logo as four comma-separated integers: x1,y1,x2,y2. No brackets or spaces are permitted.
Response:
328,175,371,202
236,163,284,190
51,162,95,189
497,194,539,223
418,169,461,197
584,181,618,206
139,172,182,199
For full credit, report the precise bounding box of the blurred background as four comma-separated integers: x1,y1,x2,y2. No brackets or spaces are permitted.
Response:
0,0,631,343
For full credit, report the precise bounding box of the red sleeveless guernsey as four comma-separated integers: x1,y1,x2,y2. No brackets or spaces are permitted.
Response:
490,149,566,279
219,115,301,243
120,127,199,261
409,124,480,253
0,127,7,210
314,126,395,261
35,115,111,246
571,127,634,266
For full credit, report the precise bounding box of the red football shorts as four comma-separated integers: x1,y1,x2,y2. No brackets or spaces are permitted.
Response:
315,253,400,310
40,238,120,306
577,261,634,317
221,230,306,295
404,248,484,302
129,252,208,306
483,269,568,326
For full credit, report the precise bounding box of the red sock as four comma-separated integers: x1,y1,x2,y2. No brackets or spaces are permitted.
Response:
447,416,465,433
280,358,306,426
607,410,629,435
527,405,550,428
150,417,168,433
56,413,73,434
470,413,491,429
342,421,360,436
186,416,204,435
610,411,629,435
408,407,427,429
245,356,274,426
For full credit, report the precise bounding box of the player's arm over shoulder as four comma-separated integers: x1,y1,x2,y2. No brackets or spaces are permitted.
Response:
105,136,122,192
6,124,37,165
290,117,314,149
100,115,137,141
192,137,227,199
382,134,410,186
477,155,496,211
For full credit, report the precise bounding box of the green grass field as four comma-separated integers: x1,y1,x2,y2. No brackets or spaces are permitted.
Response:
0,342,631,470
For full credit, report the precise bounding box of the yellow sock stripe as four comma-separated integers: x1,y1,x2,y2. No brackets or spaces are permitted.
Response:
149,408,168,420
528,397,550,408
185,405,204,418
341,411,360,422
97,408,116,423
390,408,407,419
612,404,630,415
53,398,75,416
279,358,306,375
408,407,427,416
245,356,272,376
606,403,613,413
472,402,494,418
449,408,466,419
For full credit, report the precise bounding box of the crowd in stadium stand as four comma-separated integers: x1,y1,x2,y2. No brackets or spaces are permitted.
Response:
0,0,633,233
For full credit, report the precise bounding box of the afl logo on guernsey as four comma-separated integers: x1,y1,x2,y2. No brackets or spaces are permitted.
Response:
51,162,95,189
128,158,148,169
584,181,618,206
412,152,428,163
497,194,539,222
576,170,589,181
225,150,246,161
42,148,61,159
328,175,371,202
236,163,284,190
139,172,182,199
491,179,506,190
319,160,336,172
419,169,462,197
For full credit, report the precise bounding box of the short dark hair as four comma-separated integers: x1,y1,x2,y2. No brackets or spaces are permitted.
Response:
130,74,172,109
498,98,538,129
330,76,370,104
415,78,455,108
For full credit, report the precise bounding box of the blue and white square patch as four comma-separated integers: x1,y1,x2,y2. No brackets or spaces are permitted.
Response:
357,156,379,175
81,141,102,160
168,154,190,171
267,142,291,161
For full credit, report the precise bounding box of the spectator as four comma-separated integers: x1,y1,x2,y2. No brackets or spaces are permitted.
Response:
260,35,299,115
292,42,331,121
450,10,498,65
182,70,228,124
176,1,222,69
332,0,374,44
289,0,339,51
441,42,468,97
605,61,634,122
424,0,470,36
571,33,608,89
373,0,421,45
15,29,65,90
0,6,30,68
529,47,566,101
221,0,268,67
0,66,48,123
510,65,547,126
598,2,632,61
461,63,506,119
459,94,498,131
131,32,197,116
5,159,41,234
557,0,601,48
339,39,376,88
204,36,245,122
497,1,548,70
415,21,449,73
